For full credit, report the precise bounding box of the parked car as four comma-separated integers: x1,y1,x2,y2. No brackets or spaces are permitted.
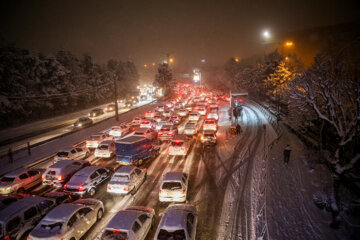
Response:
109,125,131,138
88,108,104,117
188,112,200,122
0,196,57,240
203,119,217,131
158,125,178,142
94,140,115,158
159,172,188,203
28,199,104,240
42,160,89,187
184,122,198,136
199,130,217,145
100,206,154,240
0,168,43,194
107,166,147,195
64,166,112,197
86,132,113,149
54,147,89,162
133,128,158,140
169,135,190,156
104,103,116,112
72,117,93,128
155,204,198,240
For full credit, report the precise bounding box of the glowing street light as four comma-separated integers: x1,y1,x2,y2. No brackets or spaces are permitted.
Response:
262,30,271,39
285,41,294,47
144,64,148,68
169,58,174,63
234,57,239,62
152,62,156,66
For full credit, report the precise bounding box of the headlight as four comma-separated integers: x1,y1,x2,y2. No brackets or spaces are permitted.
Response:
78,123,82,127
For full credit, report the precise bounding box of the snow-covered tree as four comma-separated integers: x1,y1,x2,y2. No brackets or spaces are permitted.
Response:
265,61,295,95
154,63,175,94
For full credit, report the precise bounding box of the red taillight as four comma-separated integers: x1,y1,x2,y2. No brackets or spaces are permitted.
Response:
107,186,111,190
57,175,62,181
181,147,185,151
159,190,162,193
5,236,10,240
64,185,67,190
123,187,129,191
113,229,120,233
78,185,84,191
182,189,185,194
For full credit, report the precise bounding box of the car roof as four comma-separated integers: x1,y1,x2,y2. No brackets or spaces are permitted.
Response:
42,204,82,222
3,168,27,177
115,166,136,174
160,208,190,231
106,210,142,230
74,166,100,176
163,172,185,181
0,196,49,222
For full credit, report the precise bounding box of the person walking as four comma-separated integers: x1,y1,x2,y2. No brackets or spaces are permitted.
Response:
283,144,291,164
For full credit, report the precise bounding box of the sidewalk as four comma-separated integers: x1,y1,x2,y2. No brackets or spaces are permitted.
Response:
266,124,342,240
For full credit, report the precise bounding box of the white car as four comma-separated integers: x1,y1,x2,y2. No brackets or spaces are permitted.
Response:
203,119,217,131
132,117,142,125
197,107,207,116
155,204,198,240
0,168,43,194
140,119,155,129
178,108,189,117
86,133,113,149
184,122,198,136
207,112,219,121
94,140,115,158
54,147,89,162
155,120,171,131
101,206,154,240
169,135,189,156
133,128,157,140
159,172,188,202
162,110,172,118
109,125,130,138
188,112,200,122
144,110,156,119
107,166,147,195
156,105,165,112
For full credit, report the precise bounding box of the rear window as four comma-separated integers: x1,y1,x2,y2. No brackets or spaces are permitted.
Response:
48,170,56,175
56,152,69,157
112,174,129,182
1,177,15,183
102,230,128,240
98,145,109,150
205,120,215,124
171,141,184,146
205,133,215,137
190,113,197,116
79,117,88,121
134,131,144,135
157,229,186,240
162,182,182,190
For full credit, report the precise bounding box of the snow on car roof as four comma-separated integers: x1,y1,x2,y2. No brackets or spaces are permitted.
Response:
163,172,185,181
42,204,82,222
106,210,143,230
115,165,136,174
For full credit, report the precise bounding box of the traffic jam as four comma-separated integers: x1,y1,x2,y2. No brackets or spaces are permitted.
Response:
0,84,231,240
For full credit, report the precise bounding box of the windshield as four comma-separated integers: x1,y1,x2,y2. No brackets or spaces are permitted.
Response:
162,182,182,190
185,124,195,128
79,117,88,121
157,229,186,240
98,145,109,150
56,152,69,157
112,174,129,182
102,230,128,240
39,222,63,233
1,177,15,183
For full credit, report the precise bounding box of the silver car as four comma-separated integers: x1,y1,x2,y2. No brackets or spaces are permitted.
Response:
101,206,154,240
0,168,42,194
54,147,89,162
64,166,112,197
107,166,147,195
159,172,188,203
28,199,104,240
184,122,198,136
155,204,198,240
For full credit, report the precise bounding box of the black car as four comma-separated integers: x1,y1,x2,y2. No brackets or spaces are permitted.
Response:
73,117,93,128
88,108,105,117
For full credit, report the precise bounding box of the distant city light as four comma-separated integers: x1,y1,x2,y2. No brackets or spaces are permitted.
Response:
169,58,174,63
144,64,148,68
235,57,239,62
152,62,156,66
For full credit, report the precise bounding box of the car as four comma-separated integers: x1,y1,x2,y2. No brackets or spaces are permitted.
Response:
133,128,157,140
64,166,112,197
72,117,93,128
0,168,43,194
54,147,89,161
165,102,173,108
159,172,188,202
140,119,155,129
118,99,126,108
109,125,131,138
144,110,156,119
155,204,198,240
158,125,178,142
104,103,116,112
169,115,181,125
28,199,104,240
203,119,217,131
197,107,207,116
185,104,193,112
0,196,58,240
94,140,115,158
125,99,134,108
207,111,219,121
153,114,163,123
210,103,219,110
155,120,171,131
132,116,142,125
184,122,198,136
156,105,165,112
169,135,190,156
100,206,154,240
88,108,105,117
107,166,147,195
188,112,200,122
162,110,172,118
42,160,89,187
178,108,189,117
86,132,113,149
0,194,24,210
199,130,217,145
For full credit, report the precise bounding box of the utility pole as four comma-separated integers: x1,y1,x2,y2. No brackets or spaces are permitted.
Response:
114,74,119,121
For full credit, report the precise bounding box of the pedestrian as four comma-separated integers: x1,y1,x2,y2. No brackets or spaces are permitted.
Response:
233,108,238,122
283,144,291,164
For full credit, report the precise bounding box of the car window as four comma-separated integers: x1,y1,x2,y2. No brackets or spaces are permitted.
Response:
6,216,20,233
28,170,39,177
76,148,83,152
162,182,182,190
24,207,38,220
90,171,99,180
77,207,92,217
39,200,54,210
97,168,107,175
70,149,76,154
132,221,141,233
67,214,78,228
138,214,148,224
19,173,28,180
72,162,82,166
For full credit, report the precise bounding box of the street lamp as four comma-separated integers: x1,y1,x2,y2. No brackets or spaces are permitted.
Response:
285,41,294,47
262,30,271,39
169,58,174,63
144,64,148,68
234,57,239,62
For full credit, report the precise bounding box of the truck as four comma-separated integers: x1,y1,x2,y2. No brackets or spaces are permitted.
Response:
115,136,160,166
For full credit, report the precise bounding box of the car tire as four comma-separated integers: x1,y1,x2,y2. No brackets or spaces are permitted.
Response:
89,188,96,197
17,187,25,193
97,208,104,221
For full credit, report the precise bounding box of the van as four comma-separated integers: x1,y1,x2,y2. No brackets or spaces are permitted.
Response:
42,160,89,187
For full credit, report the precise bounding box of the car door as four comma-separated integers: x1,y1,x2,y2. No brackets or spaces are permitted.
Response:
76,207,94,235
89,171,100,189
96,168,109,184
66,213,81,239
27,170,41,187
18,172,31,190
76,148,86,159
137,214,151,240
131,220,143,240
187,213,196,239
134,168,144,187
129,171,137,190
70,149,78,160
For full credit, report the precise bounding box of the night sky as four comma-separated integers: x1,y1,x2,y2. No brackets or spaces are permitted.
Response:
0,0,358,73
